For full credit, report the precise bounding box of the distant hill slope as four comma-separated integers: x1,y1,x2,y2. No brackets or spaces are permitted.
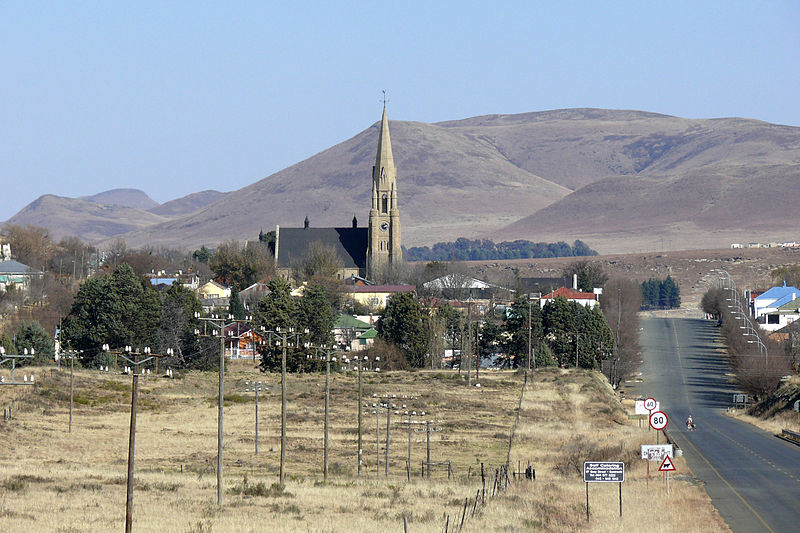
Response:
6,195,168,242
7,108,800,253
148,190,227,217
81,188,159,210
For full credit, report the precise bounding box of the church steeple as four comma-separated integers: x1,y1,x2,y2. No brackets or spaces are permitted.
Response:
375,106,395,176
367,99,402,280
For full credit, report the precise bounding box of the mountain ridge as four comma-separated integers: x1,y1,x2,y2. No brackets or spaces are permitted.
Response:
5,108,799,254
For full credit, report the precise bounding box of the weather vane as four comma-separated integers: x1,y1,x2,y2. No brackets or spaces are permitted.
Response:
381,90,389,108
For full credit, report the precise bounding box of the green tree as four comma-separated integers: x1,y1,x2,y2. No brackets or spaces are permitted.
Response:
378,292,427,367
228,284,246,320
436,303,463,358
192,245,212,263
256,278,303,373
62,264,161,365
300,284,335,348
0,333,14,355
13,322,54,365
502,294,543,368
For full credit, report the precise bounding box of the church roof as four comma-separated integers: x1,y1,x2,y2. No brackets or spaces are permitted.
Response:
277,227,367,270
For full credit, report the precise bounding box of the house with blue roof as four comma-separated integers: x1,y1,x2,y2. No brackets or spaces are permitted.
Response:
0,259,43,293
753,283,800,331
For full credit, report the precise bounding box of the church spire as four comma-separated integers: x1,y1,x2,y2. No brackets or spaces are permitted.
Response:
374,105,395,174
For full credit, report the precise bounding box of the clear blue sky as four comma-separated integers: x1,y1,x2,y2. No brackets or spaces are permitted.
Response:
2,1,798,222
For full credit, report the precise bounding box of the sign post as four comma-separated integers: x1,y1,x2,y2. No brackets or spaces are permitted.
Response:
641,444,673,487
659,455,676,495
583,461,624,520
649,411,668,444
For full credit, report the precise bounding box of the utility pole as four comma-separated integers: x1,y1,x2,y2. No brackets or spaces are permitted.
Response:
102,345,172,533
268,326,307,485
243,381,266,455
195,312,254,505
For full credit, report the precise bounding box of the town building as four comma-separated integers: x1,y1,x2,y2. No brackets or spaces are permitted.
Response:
273,105,402,281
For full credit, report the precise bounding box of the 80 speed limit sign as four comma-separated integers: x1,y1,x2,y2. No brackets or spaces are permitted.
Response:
649,411,668,430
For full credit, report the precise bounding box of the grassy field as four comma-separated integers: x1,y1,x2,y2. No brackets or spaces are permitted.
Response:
0,362,729,532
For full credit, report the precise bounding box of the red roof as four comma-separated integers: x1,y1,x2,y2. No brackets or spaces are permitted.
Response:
348,284,416,293
542,287,597,300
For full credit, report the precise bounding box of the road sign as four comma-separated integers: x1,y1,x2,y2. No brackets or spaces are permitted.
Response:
659,455,676,472
584,461,624,483
644,397,657,411
635,399,660,415
649,411,668,430
641,444,673,461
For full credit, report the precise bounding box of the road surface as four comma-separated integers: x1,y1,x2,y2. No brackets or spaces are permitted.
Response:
636,317,800,533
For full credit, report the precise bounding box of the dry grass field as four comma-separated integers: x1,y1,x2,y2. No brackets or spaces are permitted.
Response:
0,362,729,532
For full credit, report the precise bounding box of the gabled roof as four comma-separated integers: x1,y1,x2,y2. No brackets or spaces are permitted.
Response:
276,227,367,270
347,284,415,294
335,314,373,329
542,287,597,300
754,284,800,302
776,297,800,313
423,274,506,290
200,280,228,291
0,260,37,274
359,328,378,340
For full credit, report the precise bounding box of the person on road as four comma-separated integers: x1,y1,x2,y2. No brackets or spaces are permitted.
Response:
686,414,695,431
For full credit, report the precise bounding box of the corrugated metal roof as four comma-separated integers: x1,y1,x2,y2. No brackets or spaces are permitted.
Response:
0,260,36,274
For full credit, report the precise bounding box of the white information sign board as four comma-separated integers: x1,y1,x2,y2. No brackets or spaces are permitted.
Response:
641,444,673,462
635,400,660,415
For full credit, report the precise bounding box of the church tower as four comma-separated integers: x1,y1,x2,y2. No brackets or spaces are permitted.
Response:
367,105,402,279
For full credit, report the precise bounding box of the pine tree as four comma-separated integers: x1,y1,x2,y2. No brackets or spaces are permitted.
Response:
378,292,427,367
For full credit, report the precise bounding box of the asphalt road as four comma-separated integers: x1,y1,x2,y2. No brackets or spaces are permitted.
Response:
636,317,800,533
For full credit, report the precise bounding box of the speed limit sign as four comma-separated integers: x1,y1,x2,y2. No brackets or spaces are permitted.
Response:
649,411,668,430
644,398,657,412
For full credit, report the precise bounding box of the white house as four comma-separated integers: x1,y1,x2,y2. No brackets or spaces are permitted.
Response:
752,283,800,331
539,287,600,309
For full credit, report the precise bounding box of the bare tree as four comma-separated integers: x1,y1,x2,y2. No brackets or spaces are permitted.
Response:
599,277,642,388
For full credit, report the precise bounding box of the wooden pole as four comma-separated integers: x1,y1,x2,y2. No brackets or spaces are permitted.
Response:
385,402,391,477
324,350,330,482
218,330,224,505
585,482,589,521
357,360,363,476
426,420,431,478
69,353,74,433
407,411,412,482
125,372,139,533
280,342,287,485
376,406,380,474
254,384,259,455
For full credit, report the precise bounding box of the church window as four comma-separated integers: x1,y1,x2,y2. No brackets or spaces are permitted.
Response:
382,193,388,213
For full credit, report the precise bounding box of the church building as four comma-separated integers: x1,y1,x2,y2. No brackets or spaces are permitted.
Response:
273,106,402,281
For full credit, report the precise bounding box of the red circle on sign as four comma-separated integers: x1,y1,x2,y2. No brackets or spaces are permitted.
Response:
644,397,657,411
649,411,668,430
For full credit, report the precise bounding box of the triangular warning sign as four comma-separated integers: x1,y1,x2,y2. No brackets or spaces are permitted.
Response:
659,455,676,472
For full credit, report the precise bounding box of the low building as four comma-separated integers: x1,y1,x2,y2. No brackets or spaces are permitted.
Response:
0,260,43,293
753,283,800,331
343,284,416,312
198,281,231,300
539,287,600,309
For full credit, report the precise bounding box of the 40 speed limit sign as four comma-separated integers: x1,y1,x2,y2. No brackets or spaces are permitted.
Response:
649,411,668,430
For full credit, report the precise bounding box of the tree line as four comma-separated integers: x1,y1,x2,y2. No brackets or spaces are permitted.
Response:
405,238,597,261
640,276,681,309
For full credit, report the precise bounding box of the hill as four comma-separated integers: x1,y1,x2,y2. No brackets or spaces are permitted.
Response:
5,194,168,242
80,188,159,210
6,108,800,253
147,190,227,217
